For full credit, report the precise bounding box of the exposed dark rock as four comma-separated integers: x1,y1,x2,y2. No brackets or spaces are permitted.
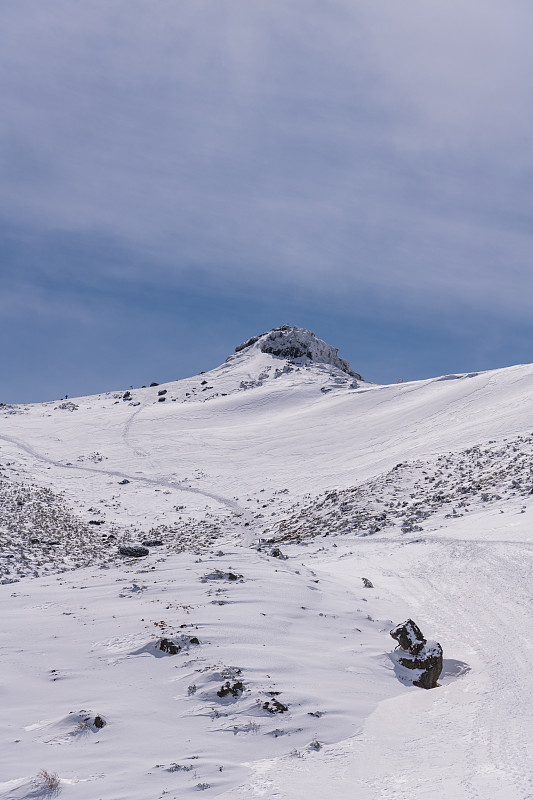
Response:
398,643,443,689
89,519,105,525
142,539,163,547
390,618,443,689
269,546,288,559
262,698,288,713
201,569,243,582
235,335,259,353
217,680,244,698
362,577,374,588
150,382,159,387
118,478,130,485
233,325,363,379
159,638,181,655
390,619,426,655
119,545,149,558
93,715,106,729
158,389,167,396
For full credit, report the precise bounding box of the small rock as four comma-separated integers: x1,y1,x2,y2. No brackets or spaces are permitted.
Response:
262,698,288,714
159,638,181,655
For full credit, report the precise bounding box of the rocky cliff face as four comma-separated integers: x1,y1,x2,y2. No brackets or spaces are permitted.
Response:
234,325,363,380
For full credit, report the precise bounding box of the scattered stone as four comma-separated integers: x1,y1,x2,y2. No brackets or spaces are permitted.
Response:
118,479,130,485
142,539,163,547
93,715,106,729
362,577,374,588
269,546,288,559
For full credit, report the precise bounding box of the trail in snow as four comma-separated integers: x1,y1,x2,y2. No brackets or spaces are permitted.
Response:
0,433,245,515
121,401,150,457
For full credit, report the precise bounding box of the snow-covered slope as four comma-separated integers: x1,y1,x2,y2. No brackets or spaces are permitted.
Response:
2,326,533,799
1,325,532,554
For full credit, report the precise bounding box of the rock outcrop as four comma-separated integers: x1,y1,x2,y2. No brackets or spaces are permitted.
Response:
390,619,443,689
234,325,363,380
118,544,149,558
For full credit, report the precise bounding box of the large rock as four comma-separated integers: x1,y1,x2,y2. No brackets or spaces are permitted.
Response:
390,619,443,689
119,545,149,558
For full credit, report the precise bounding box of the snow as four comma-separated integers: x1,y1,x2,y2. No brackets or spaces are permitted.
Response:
1,326,533,798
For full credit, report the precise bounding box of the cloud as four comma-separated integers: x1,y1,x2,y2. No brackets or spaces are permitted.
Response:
1,0,533,318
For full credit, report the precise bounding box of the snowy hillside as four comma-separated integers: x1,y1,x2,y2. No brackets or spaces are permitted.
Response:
1,326,533,799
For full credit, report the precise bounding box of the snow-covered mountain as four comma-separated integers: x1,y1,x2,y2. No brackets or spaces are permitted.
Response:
1,326,533,799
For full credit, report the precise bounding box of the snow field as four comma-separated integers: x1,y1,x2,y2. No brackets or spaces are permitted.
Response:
0,544,408,799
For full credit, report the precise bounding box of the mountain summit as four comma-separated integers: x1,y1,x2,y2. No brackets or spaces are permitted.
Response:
233,324,363,380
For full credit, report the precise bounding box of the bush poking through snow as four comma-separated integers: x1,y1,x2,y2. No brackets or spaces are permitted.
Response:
33,769,61,796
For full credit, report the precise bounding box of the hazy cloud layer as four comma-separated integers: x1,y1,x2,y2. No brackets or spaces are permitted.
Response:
2,0,533,316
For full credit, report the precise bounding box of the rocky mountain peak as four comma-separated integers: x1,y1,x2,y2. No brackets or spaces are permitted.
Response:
234,325,363,380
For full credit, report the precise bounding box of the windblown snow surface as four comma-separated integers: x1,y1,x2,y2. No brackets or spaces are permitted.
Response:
1,326,533,799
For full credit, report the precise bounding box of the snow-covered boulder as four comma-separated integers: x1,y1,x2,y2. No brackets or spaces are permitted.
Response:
390,619,443,689
234,324,363,379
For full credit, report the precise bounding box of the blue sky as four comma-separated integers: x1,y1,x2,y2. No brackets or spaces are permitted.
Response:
2,0,533,403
